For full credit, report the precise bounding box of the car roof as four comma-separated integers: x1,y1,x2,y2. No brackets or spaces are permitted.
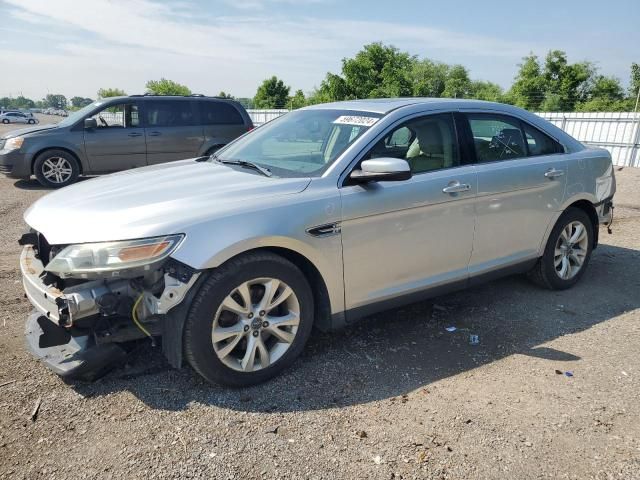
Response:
304,98,520,114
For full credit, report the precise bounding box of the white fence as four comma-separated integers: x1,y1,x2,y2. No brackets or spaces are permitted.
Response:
536,112,640,167
247,109,289,126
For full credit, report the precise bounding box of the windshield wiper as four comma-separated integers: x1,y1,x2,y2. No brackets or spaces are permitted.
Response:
214,157,272,177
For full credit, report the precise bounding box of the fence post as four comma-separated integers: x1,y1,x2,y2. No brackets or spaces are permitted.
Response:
629,112,640,167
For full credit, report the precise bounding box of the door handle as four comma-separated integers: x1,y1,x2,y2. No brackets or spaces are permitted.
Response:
544,168,564,179
128,132,142,137
148,131,161,137
442,182,471,194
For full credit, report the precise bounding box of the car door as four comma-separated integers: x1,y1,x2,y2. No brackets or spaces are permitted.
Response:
462,112,568,276
143,100,205,165
340,112,477,313
83,101,147,173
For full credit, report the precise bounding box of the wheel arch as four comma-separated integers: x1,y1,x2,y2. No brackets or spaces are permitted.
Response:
539,196,600,256
31,146,85,175
565,199,599,249
163,246,333,369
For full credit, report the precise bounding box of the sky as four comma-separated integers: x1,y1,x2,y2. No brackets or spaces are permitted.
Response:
1,0,638,101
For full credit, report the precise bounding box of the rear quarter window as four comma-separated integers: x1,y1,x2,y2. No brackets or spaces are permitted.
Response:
200,101,244,125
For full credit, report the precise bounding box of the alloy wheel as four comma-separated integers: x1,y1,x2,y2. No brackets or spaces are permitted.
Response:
212,277,300,372
41,157,73,184
554,220,588,280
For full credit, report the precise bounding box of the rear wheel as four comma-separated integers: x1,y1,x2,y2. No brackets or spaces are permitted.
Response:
2,119,9,124
28,119,36,124
528,207,593,290
34,149,80,188
184,252,314,386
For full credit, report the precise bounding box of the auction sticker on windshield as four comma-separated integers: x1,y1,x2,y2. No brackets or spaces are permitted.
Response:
333,115,379,127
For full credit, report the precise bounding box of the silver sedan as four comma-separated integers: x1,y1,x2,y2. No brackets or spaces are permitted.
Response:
0,111,38,124
20,98,615,386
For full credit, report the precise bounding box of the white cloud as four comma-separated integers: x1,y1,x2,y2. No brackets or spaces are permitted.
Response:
1,0,540,99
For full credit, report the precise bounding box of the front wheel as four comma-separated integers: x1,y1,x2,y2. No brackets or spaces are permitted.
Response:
184,252,314,386
33,149,80,188
28,119,35,124
1,119,9,124
528,207,593,290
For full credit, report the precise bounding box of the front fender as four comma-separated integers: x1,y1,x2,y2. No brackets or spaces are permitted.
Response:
25,137,88,174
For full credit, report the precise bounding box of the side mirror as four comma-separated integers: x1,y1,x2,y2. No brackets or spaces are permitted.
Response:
84,118,98,129
350,158,412,183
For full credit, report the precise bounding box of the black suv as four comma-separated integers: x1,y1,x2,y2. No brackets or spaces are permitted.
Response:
0,95,254,187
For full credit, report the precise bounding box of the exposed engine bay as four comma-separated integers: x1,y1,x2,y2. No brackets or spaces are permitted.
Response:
19,231,199,379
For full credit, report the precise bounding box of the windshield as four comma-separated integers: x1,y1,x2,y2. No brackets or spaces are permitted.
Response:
56,101,108,128
215,109,381,178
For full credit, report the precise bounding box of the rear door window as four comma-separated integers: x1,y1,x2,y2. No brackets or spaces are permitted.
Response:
467,114,526,162
200,101,244,125
144,100,197,127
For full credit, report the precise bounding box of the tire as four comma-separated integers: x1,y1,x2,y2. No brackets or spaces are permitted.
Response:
528,207,594,290
28,119,35,124
184,251,314,387
34,149,80,188
2,119,9,124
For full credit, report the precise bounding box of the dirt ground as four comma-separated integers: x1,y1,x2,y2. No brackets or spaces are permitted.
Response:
0,131,639,478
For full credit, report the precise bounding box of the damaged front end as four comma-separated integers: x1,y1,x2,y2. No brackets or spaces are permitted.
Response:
19,231,200,380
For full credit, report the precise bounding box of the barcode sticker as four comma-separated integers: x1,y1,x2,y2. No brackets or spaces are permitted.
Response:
333,115,379,127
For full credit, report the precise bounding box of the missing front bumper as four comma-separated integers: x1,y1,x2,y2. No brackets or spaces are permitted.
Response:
25,311,127,380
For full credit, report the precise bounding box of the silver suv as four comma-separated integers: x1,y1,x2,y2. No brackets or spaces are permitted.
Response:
19,99,615,386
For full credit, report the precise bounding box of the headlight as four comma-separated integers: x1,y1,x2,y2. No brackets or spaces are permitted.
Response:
45,234,184,277
4,136,24,151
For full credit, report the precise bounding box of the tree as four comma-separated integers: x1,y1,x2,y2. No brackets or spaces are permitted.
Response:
505,54,546,110
341,43,414,98
442,65,472,98
97,88,126,99
145,78,191,96
469,80,503,102
71,96,94,108
253,76,290,108
308,73,350,104
217,91,234,99
411,59,449,97
289,89,306,109
542,50,593,110
44,94,67,108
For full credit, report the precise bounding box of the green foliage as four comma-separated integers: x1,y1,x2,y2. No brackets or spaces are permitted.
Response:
97,88,126,99
341,43,414,98
70,96,94,108
44,94,67,108
442,65,472,98
410,59,449,97
218,91,234,99
289,89,306,109
145,79,191,96
469,80,504,102
505,54,546,109
308,43,495,104
253,76,290,108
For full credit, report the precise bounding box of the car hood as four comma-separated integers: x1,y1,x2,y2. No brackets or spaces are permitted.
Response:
24,159,312,245
2,124,57,139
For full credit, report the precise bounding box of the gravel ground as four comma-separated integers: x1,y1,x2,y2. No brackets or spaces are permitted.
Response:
0,131,639,478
